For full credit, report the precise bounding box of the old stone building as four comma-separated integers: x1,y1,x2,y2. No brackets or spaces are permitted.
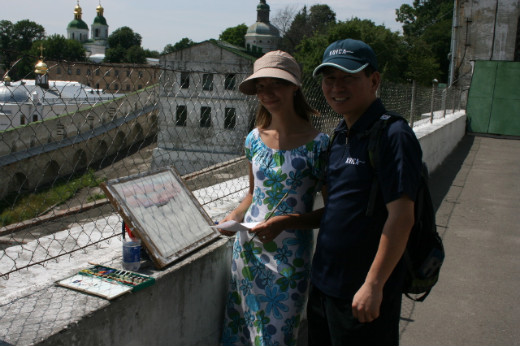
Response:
152,40,257,175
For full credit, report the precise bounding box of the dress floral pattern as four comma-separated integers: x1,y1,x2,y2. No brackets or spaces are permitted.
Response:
221,128,329,346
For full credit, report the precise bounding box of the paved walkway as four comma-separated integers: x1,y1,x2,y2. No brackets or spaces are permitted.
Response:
400,135,520,345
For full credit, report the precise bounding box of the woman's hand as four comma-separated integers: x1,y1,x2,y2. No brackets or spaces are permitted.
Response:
249,215,287,243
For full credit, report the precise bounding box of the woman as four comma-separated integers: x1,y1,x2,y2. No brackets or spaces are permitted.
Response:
219,50,329,346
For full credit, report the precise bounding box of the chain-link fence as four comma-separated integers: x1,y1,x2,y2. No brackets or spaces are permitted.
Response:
0,58,464,281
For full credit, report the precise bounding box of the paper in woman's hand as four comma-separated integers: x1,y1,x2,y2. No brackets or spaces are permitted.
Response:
211,220,260,233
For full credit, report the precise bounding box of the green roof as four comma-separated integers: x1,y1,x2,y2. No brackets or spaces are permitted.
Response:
93,15,107,26
67,19,89,30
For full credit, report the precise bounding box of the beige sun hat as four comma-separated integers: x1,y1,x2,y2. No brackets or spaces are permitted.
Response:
239,50,302,95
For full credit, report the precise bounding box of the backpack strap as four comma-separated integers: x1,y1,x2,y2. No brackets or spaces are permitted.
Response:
365,112,405,216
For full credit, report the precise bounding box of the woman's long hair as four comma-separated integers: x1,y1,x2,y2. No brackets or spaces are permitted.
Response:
255,82,319,129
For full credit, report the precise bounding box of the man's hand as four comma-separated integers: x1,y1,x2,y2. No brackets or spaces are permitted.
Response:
352,282,383,323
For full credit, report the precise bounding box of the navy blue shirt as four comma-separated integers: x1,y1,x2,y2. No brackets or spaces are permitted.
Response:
311,99,423,299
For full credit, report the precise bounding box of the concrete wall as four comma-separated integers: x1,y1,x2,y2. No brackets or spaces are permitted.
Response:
35,238,232,346
5,111,466,346
450,0,519,88
414,112,467,174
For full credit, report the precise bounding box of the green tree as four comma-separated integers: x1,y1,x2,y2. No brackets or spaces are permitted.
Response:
125,45,146,64
219,24,248,47
12,20,46,52
0,19,45,79
396,0,453,83
30,35,86,62
104,46,126,63
107,26,142,50
161,38,196,55
282,4,336,53
105,26,145,63
143,49,159,58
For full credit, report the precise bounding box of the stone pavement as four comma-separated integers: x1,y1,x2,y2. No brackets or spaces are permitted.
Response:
400,134,520,346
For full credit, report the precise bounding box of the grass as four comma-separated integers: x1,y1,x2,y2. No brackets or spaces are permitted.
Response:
0,169,106,227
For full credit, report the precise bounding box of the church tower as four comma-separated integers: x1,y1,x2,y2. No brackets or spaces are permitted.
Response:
245,0,280,55
91,3,109,43
85,2,109,59
67,1,89,42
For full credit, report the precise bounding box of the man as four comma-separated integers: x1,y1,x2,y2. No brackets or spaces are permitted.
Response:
307,39,423,345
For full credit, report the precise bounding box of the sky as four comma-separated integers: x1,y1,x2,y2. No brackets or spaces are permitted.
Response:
5,0,413,52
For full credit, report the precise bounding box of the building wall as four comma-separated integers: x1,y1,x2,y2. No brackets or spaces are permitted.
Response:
46,62,159,94
152,41,256,175
450,0,520,89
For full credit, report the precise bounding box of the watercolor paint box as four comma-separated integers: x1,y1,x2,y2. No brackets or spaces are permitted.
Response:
57,264,155,300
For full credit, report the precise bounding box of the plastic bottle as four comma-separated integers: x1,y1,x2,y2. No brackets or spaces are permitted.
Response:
122,237,141,271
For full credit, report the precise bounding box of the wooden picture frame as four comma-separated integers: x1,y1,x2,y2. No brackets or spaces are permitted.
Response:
101,167,219,269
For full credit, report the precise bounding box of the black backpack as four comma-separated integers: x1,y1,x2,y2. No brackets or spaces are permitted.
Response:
364,113,445,302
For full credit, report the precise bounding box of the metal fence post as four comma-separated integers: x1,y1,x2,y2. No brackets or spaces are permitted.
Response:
451,86,457,114
410,80,416,126
442,87,447,118
430,79,438,123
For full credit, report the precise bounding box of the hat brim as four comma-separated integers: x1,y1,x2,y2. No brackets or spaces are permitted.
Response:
239,68,301,95
312,61,369,78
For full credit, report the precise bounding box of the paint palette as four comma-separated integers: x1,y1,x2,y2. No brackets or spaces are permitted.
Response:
57,265,155,300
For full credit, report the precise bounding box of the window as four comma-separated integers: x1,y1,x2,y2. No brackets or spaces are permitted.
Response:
57,67,62,74
200,107,211,128
67,68,72,75
115,70,119,77
126,84,131,91
225,74,236,90
202,73,213,91
87,69,91,76
96,69,100,76
138,71,143,79
105,70,111,76
180,72,190,89
176,105,187,127
126,70,131,77
224,108,236,129
32,114,38,122
76,69,81,75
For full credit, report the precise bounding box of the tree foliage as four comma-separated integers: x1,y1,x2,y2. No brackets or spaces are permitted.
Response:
0,19,46,79
282,5,336,53
219,24,248,47
396,0,453,83
162,37,196,55
31,35,86,62
105,26,146,63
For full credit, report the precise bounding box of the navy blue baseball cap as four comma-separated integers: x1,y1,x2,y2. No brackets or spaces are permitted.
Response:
313,39,378,77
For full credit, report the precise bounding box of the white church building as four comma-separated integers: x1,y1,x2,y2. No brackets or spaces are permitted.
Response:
66,1,109,63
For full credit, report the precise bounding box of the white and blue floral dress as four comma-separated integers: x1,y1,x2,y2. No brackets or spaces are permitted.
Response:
221,128,329,346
